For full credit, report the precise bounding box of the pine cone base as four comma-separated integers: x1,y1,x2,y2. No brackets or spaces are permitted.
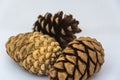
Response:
49,37,104,80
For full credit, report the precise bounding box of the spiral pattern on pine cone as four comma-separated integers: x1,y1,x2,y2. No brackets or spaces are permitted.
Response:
49,37,104,80
6,32,62,76
33,11,81,49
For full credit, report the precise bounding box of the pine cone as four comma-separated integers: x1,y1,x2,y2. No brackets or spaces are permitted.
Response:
49,37,104,80
33,11,81,49
6,32,62,75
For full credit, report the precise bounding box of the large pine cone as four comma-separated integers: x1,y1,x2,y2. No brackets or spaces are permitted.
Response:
33,11,81,49
49,37,104,80
6,32,62,75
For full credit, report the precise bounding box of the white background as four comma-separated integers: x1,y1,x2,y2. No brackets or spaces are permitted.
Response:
0,0,120,80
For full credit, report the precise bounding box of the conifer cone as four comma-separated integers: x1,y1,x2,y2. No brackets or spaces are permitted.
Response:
49,37,104,80
33,11,81,49
6,32,62,75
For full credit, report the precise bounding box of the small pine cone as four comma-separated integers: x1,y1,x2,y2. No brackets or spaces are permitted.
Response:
6,32,62,75
33,11,81,49
49,37,104,80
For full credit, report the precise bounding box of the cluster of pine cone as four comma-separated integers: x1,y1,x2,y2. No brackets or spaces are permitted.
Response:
6,11,104,80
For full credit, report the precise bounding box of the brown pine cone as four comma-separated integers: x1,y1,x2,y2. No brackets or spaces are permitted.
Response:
6,32,62,75
33,11,81,49
49,37,104,80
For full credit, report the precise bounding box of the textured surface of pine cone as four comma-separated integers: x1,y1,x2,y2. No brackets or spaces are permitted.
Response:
49,37,104,80
33,11,81,48
6,32,62,75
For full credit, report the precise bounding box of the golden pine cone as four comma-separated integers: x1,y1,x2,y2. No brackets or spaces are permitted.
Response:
49,37,104,80
6,32,62,75
33,11,81,49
